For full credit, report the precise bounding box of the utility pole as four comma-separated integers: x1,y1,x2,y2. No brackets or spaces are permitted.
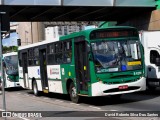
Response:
0,10,10,120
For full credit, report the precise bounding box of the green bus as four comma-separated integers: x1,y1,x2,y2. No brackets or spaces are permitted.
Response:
0,52,20,88
18,26,146,103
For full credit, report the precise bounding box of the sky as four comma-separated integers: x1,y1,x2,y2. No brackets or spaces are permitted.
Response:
2,32,19,47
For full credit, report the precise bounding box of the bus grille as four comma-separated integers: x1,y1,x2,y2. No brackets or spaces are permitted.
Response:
103,79,137,84
103,86,140,93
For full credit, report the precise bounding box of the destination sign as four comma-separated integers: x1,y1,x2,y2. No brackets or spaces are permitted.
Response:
90,29,138,39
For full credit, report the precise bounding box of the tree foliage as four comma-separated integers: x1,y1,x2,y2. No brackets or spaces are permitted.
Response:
2,46,18,53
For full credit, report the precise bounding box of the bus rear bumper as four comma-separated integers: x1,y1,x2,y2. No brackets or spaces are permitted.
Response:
5,81,21,88
91,77,146,96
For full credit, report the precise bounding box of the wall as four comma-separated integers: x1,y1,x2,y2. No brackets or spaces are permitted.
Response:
16,22,45,46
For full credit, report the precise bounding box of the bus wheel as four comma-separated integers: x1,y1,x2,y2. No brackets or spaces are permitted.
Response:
33,81,39,96
69,82,79,103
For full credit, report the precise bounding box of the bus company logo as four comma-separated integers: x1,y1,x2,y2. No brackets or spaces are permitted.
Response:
50,68,59,75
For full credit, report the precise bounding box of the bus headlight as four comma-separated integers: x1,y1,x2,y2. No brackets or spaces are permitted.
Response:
7,77,13,82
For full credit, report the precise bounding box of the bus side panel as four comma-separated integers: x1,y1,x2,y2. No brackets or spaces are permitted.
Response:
48,80,63,93
47,65,63,93
60,64,75,94
19,66,25,88
28,66,42,91
89,61,98,96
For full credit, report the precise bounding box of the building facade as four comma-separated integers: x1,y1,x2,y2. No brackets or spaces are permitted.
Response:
45,25,85,41
16,22,45,46
17,22,86,46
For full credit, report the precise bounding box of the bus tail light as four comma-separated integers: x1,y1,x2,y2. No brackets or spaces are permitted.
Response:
118,85,128,90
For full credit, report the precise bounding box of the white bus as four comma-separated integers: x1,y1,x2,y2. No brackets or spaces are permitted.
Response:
0,52,20,88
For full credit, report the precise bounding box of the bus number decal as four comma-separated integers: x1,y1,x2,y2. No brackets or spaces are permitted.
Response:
127,61,141,66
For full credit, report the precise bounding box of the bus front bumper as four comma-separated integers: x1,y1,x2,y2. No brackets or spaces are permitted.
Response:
91,77,146,96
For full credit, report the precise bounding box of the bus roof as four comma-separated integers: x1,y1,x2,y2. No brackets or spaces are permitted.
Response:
18,26,137,50
18,38,59,50
3,52,17,57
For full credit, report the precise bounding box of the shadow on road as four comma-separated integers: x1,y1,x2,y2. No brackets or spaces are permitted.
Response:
24,87,160,106
78,88,160,106
3,87,25,91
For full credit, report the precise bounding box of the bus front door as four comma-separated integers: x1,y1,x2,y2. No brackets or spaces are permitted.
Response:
22,52,29,88
74,40,90,94
39,49,49,93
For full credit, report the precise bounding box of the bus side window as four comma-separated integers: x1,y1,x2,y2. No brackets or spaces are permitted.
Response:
28,49,33,66
63,40,72,63
34,48,39,66
63,52,71,63
55,53,63,64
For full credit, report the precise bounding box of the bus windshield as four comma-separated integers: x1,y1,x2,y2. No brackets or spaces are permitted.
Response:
4,55,18,75
91,40,142,73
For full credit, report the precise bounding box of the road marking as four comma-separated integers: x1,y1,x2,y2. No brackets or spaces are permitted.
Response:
110,110,118,111
25,94,30,97
55,100,63,102
43,98,49,100
89,106,101,110
12,91,94,111
70,103,80,106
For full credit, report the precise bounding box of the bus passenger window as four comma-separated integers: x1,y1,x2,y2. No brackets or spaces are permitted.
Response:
55,53,63,64
63,52,71,63
34,58,39,65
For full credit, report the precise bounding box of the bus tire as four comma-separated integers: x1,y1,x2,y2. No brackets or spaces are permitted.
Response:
33,80,39,96
69,82,79,103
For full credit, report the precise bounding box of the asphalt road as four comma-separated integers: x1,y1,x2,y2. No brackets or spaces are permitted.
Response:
0,88,160,120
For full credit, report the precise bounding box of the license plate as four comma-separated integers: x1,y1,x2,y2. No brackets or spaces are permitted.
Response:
118,85,128,90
